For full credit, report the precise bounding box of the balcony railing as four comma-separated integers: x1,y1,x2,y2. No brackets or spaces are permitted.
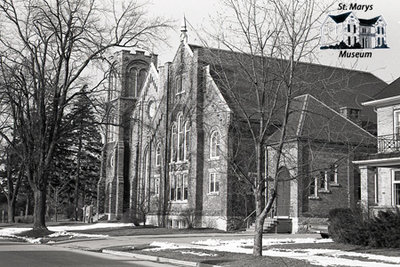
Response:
378,134,400,153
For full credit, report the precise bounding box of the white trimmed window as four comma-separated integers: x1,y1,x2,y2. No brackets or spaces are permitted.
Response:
393,170,400,206
176,174,182,200
319,171,328,191
328,165,338,184
209,173,220,194
178,115,184,161
171,125,177,162
210,131,221,159
183,173,188,200
394,110,400,136
156,143,161,166
169,172,189,201
170,175,176,200
309,177,318,198
184,122,190,160
154,176,160,196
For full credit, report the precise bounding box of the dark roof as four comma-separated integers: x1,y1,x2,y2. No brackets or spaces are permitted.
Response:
371,77,400,101
268,94,376,145
190,45,387,125
359,16,380,26
329,12,352,23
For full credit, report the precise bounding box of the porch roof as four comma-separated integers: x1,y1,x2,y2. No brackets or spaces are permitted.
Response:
353,156,400,168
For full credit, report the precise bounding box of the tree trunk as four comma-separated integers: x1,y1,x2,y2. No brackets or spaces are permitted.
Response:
253,190,265,256
33,188,47,230
25,196,29,219
7,200,15,223
74,131,83,221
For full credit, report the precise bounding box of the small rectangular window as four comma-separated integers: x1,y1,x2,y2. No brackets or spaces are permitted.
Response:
347,24,350,32
170,175,175,200
382,27,384,34
177,174,182,200
183,173,188,200
348,36,351,45
309,177,318,198
377,27,380,34
209,173,220,193
353,25,356,33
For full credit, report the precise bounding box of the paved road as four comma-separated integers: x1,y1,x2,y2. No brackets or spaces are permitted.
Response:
0,239,175,267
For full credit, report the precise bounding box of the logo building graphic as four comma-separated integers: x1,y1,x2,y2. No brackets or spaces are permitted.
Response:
320,12,388,49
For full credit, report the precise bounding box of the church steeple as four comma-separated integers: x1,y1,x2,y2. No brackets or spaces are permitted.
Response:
180,15,188,44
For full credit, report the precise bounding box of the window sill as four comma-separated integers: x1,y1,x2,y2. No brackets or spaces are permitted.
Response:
207,192,220,196
209,157,221,161
175,91,185,96
329,183,340,187
318,189,331,194
308,196,320,200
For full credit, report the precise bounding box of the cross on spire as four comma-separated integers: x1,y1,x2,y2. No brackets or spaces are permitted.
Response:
180,15,188,44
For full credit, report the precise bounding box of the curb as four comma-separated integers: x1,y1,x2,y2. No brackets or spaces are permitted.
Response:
102,249,218,267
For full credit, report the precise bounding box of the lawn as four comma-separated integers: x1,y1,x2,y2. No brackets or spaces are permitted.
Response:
106,246,321,267
106,238,400,266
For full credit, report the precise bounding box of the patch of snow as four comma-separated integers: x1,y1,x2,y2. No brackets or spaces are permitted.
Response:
192,237,332,247
48,230,108,239
0,227,31,237
145,241,192,251
181,250,218,257
47,223,134,232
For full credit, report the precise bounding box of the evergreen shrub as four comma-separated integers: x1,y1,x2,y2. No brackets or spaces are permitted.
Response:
328,208,400,248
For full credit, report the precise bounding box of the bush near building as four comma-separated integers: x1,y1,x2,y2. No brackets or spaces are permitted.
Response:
328,208,400,248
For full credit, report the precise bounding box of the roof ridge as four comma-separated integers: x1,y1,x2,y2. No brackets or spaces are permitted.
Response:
306,94,376,139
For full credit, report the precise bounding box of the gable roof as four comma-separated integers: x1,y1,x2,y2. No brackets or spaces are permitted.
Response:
359,16,381,26
268,94,376,145
362,77,400,107
190,45,387,125
329,12,352,23
372,76,400,100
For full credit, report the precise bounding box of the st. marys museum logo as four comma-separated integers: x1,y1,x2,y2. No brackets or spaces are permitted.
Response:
320,8,389,58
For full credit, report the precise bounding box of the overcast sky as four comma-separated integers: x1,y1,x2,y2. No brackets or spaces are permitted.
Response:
146,0,400,84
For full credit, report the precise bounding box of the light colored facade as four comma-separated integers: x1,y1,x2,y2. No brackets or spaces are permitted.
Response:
353,79,400,214
320,12,387,48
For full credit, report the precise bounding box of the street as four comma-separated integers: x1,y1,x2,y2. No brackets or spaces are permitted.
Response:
0,239,175,267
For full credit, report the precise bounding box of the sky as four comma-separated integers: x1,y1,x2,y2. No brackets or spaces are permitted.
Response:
146,0,400,84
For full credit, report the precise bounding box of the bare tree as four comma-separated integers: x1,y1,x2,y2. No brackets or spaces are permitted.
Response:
201,0,335,256
0,0,171,230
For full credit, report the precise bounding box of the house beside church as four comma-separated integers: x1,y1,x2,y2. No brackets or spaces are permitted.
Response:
320,12,387,48
97,26,394,232
353,78,400,214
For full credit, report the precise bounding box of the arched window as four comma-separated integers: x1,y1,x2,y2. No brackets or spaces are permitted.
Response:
178,115,184,161
156,142,161,166
128,67,137,97
140,146,150,202
210,131,221,159
184,122,190,160
171,125,177,162
137,69,147,96
175,75,182,94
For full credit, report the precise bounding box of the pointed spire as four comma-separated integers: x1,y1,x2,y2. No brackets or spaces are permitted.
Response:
180,15,188,44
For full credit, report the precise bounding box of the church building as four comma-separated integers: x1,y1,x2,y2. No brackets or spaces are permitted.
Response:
97,26,394,232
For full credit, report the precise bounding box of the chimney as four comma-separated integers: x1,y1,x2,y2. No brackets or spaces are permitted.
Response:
340,107,362,126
